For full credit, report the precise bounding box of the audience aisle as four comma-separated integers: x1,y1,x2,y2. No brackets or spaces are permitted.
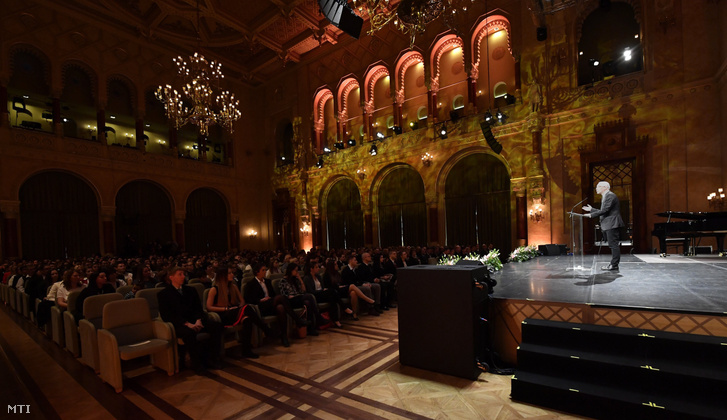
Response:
0,304,586,419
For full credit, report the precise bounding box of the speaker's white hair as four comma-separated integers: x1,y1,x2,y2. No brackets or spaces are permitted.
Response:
597,181,610,190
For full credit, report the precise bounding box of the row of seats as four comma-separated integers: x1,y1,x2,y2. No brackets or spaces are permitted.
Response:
0,279,317,393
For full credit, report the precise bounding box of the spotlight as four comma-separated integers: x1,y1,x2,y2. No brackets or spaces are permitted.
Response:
281,156,286,161
316,157,323,168
347,138,356,146
323,146,332,154
439,124,448,139
496,110,508,123
591,59,600,67
369,143,378,156
484,111,493,124
334,141,345,150
393,126,402,135
623,48,632,61
193,144,199,150
409,121,418,130
376,132,384,140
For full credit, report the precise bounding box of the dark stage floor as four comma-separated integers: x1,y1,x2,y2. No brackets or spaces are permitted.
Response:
491,254,727,315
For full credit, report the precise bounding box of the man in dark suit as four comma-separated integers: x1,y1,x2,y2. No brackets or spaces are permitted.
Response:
243,263,307,347
158,266,222,373
583,181,626,270
342,255,380,316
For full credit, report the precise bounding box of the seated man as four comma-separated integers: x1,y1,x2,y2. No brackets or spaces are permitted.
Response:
243,263,309,347
158,266,223,373
357,252,391,311
341,255,381,316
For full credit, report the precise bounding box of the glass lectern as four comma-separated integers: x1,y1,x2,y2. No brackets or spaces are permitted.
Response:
568,212,588,271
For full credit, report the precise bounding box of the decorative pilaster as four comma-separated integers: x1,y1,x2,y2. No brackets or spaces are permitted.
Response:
175,212,186,250
0,83,8,128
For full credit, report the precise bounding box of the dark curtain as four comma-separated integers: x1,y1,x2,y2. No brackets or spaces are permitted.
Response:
378,167,427,247
185,189,228,253
326,179,363,249
445,154,511,253
115,181,173,256
19,171,99,258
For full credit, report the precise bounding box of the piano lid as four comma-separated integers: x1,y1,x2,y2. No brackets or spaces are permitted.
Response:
656,211,727,220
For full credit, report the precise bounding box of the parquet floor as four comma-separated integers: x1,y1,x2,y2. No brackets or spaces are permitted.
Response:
0,304,588,419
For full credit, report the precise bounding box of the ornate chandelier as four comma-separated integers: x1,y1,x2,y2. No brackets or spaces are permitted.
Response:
155,53,241,136
352,0,474,47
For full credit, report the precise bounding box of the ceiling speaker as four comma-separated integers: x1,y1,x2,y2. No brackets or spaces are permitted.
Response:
318,0,363,39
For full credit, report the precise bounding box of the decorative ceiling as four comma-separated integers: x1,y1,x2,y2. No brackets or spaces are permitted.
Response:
74,0,357,86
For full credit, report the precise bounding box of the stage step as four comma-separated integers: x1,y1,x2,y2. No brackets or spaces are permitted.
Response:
512,319,727,419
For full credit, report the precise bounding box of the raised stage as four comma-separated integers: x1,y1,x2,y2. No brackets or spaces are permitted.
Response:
489,254,727,364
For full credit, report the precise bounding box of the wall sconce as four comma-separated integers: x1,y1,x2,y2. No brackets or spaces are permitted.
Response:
421,152,433,167
248,229,258,239
529,206,544,223
300,222,310,236
357,168,367,180
708,188,725,210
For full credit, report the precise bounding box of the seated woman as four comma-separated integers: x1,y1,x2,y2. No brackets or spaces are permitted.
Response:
302,261,349,328
279,263,327,336
206,266,272,359
322,260,374,321
74,271,116,322
36,269,62,329
134,265,157,289
56,268,85,309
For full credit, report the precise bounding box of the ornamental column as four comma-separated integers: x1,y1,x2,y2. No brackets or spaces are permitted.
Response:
100,206,116,255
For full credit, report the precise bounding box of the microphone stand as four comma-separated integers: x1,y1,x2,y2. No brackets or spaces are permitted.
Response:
570,196,589,218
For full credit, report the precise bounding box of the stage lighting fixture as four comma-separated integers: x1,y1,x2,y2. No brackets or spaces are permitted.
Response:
393,126,402,135
439,124,448,139
347,138,356,146
369,143,378,156
334,141,345,150
316,157,323,168
496,110,508,123
409,121,418,130
323,146,332,154
484,111,493,124
317,0,363,39
376,132,385,140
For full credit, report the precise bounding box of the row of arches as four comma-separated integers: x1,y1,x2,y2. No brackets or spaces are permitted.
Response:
17,171,229,258
310,15,516,154
5,45,227,163
320,153,512,252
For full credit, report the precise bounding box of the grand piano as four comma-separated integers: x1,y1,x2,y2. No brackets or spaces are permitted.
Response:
651,211,727,255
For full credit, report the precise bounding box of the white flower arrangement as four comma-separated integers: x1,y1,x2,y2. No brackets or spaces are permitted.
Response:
508,244,539,262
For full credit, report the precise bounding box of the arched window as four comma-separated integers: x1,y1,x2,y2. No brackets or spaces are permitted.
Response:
432,36,466,121
377,167,427,247
445,154,511,253
185,188,228,253
364,65,391,139
326,179,363,249
578,3,642,85
395,51,425,131
143,89,171,154
115,181,173,256
472,17,515,112
60,63,96,139
8,48,52,133
19,171,99,258
106,78,136,147
338,77,362,144
275,120,294,166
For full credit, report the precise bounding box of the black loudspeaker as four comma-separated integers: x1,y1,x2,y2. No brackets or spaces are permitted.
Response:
398,265,490,380
536,26,547,42
318,0,363,39
480,121,503,154
538,244,562,256
449,109,461,122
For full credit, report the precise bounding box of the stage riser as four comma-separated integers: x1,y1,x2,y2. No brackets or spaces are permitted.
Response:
517,348,727,404
521,323,727,368
512,319,727,420
511,376,720,420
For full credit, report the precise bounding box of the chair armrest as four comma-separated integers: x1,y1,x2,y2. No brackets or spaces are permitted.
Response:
207,311,222,323
97,329,119,356
152,320,174,341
